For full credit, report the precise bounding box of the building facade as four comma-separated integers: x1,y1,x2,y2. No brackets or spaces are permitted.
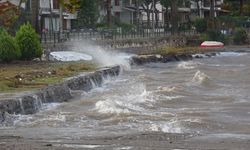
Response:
100,0,225,28
39,0,76,32
190,0,225,18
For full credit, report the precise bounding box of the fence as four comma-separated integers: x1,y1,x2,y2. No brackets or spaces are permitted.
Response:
41,28,197,46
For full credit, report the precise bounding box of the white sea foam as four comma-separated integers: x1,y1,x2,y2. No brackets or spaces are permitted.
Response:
161,123,182,133
94,83,155,114
95,100,131,114
191,70,210,85
149,120,183,133
54,144,104,149
177,61,197,69
218,52,248,57
157,86,177,92
72,41,134,70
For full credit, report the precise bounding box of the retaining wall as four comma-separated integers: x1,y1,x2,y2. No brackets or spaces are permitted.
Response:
0,66,120,122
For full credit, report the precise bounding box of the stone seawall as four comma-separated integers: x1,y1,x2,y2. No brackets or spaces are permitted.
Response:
131,54,193,65
0,66,120,122
130,52,218,65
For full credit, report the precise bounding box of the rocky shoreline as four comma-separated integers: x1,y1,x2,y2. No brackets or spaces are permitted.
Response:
130,52,218,65
0,66,120,123
0,51,234,123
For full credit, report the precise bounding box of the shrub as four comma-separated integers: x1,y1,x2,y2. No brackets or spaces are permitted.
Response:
194,18,207,33
16,23,42,60
206,29,225,42
118,23,135,33
0,30,20,62
233,28,248,45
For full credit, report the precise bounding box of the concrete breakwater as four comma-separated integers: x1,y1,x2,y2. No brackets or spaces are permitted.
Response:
0,66,120,122
130,52,217,65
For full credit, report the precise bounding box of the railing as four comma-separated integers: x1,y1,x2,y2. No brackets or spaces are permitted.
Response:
41,28,197,46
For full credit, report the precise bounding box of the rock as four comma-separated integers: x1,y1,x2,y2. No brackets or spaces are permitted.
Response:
0,110,5,123
0,66,121,115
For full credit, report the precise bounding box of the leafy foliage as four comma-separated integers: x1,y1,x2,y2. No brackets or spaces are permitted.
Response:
233,27,248,44
15,23,42,60
0,29,20,62
60,0,80,13
77,0,99,28
194,18,207,33
0,1,20,30
206,29,225,42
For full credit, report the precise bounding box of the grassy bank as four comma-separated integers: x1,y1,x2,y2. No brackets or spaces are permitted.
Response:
0,61,95,93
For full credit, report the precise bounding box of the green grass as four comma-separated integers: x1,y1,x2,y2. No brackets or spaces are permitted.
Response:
0,61,96,93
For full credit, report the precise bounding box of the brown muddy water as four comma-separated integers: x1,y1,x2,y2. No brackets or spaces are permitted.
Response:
1,51,250,149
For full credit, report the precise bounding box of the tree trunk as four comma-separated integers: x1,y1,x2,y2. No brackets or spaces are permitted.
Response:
31,0,39,33
107,0,112,27
164,9,168,30
210,0,215,18
155,10,159,28
136,0,140,31
171,0,178,34
240,0,243,16
59,3,63,32
210,0,215,29
196,0,200,17
147,10,150,28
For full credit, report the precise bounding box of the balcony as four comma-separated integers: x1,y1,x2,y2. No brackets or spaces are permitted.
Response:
112,6,122,12
40,7,59,15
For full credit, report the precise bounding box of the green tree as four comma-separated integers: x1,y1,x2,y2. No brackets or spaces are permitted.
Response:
77,0,99,28
141,0,153,28
233,27,248,44
0,29,20,62
194,18,207,33
160,0,190,34
223,0,248,16
16,23,42,60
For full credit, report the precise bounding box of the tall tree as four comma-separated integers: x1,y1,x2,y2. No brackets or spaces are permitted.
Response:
106,0,112,27
141,0,152,28
240,0,244,15
160,0,179,34
58,0,80,36
160,0,171,29
210,0,215,18
77,0,99,28
194,0,201,17
223,0,246,15
209,0,215,28
171,0,178,34
31,0,39,33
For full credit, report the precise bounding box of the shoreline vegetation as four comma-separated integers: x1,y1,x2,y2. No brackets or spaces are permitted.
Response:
0,61,95,93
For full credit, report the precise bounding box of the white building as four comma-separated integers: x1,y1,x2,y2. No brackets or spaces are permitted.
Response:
190,0,225,18
39,0,76,32
100,0,226,28
100,0,164,27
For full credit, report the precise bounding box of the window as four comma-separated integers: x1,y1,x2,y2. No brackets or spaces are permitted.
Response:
53,0,59,9
115,0,120,6
115,12,120,20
